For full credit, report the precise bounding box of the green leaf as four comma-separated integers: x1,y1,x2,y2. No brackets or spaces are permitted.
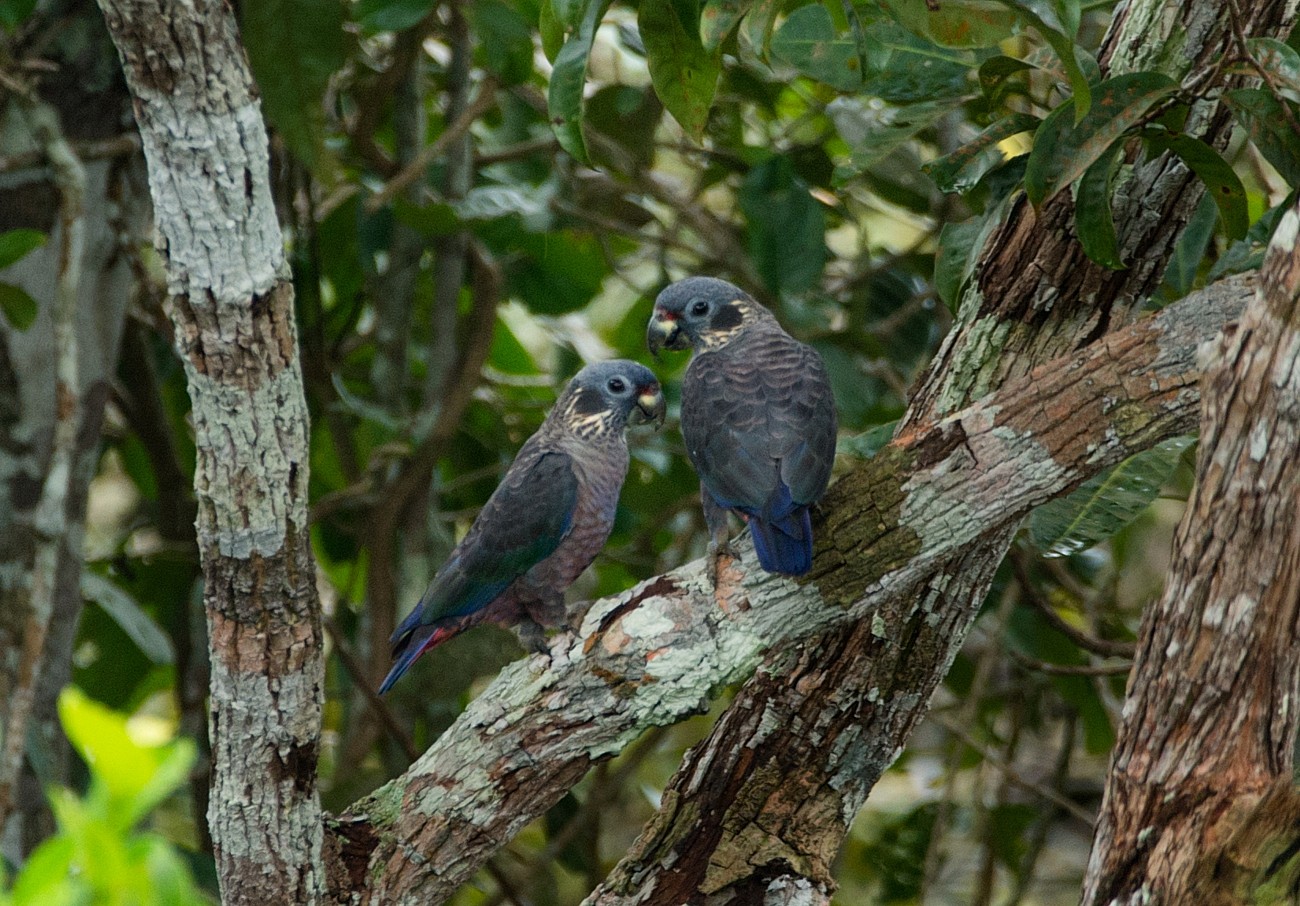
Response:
1144,132,1247,240
473,0,535,85
1244,37,1300,99
1208,191,1294,282
1024,71,1178,207
837,419,898,458
1074,141,1124,269
701,0,751,51
859,20,972,104
641,0,721,139
923,112,1037,193
1162,192,1216,297
934,218,984,311
878,0,1020,49
739,155,826,295
354,0,434,32
0,0,37,30
81,572,176,666
743,0,787,59
0,282,38,331
0,228,46,268
1224,88,1300,188
978,54,1034,102
243,0,345,166
770,3,864,91
830,96,960,176
548,0,612,162
993,0,1090,118
1029,436,1195,557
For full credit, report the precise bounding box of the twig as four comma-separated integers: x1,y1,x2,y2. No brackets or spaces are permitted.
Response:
1006,647,1134,677
1010,549,1136,659
0,133,140,174
365,78,499,213
1227,0,1300,144
324,616,420,763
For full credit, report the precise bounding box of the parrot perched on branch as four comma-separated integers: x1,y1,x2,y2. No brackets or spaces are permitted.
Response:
647,277,837,578
379,361,665,693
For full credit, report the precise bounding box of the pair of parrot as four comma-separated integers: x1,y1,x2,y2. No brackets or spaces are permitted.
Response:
379,277,838,693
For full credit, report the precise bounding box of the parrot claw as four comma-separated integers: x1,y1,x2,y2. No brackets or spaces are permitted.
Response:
516,619,551,656
705,539,738,590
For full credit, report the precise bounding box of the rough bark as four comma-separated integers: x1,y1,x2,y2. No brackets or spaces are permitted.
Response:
323,276,1251,904
94,0,326,902
1079,202,1300,903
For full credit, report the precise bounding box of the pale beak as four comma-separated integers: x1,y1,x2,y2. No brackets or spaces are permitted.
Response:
632,386,666,429
646,311,686,357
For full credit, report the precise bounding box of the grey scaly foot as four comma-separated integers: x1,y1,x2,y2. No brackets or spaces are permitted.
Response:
516,618,550,655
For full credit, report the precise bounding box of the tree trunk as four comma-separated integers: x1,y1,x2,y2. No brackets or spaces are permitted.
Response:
1080,198,1300,904
94,0,326,901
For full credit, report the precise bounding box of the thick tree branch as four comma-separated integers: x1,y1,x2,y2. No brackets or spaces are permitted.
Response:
325,275,1253,904
1081,198,1300,903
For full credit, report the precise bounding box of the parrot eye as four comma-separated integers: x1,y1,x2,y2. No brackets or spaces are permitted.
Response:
607,377,627,393
690,300,709,316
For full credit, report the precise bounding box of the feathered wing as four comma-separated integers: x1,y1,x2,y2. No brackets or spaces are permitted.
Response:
682,328,836,574
380,447,579,692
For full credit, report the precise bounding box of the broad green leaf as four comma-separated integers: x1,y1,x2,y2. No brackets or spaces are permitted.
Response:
641,0,721,139
0,0,36,30
934,218,985,311
830,96,960,176
770,3,864,92
354,0,433,32
860,20,972,104
923,112,1038,193
1162,192,1216,297
739,155,826,295
0,282,38,331
837,419,898,458
81,572,176,665
1209,191,1295,282
586,85,664,173
1029,436,1195,557
243,0,345,166
1024,71,1178,207
1244,37,1300,99
539,0,564,60
743,0,786,60
548,0,612,161
978,54,1034,102
1143,132,1248,240
993,0,1091,118
701,0,751,51
1074,142,1124,269
0,228,45,268
1224,88,1300,188
878,0,1019,49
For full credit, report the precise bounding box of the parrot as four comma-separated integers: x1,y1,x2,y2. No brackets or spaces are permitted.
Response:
646,276,837,578
379,360,665,693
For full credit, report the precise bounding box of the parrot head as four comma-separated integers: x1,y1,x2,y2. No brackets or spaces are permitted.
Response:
560,360,665,433
646,276,769,356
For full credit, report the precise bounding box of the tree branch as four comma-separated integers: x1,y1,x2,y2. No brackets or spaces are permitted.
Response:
324,274,1254,904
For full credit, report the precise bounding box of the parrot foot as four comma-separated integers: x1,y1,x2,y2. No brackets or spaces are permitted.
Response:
516,618,551,656
705,539,738,590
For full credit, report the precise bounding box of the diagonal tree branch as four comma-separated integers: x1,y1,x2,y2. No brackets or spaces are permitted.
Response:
324,273,1254,904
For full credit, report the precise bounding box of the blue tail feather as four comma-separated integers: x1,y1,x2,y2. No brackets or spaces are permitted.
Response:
379,622,457,694
748,506,813,575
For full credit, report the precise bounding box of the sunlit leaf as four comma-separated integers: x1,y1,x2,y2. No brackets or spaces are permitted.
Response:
641,0,721,139
1024,71,1177,207
1029,436,1194,557
923,112,1037,194
1074,142,1124,269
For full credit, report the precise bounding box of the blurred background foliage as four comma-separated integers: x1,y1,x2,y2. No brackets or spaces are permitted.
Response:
2,0,1298,901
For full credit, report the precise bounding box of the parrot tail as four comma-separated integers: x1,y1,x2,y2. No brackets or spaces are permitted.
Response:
379,622,457,694
748,504,813,576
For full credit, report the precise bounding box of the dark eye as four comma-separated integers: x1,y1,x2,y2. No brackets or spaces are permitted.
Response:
607,377,627,393
690,300,709,316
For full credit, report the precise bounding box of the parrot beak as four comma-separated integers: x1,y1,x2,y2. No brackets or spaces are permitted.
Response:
646,310,686,357
632,385,666,429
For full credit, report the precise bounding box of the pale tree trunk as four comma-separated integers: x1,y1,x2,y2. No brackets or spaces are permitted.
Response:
0,38,147,855
1080,200,1300,903
94,0,326,902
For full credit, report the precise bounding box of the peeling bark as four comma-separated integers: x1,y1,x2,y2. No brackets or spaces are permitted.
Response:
1080,201,1300,904
324,276,1251,904
94,0,325,902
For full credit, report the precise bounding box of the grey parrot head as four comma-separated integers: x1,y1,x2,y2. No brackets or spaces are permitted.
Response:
558,360,666,433
646,276,768,356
